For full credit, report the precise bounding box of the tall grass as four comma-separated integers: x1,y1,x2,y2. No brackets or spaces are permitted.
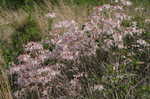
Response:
0,50,12,99
1,16,42,67
0,69,12,99
0,0,46,9
0,0,93,66
0,0,150,99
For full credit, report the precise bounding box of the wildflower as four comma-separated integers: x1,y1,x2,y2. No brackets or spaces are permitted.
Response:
45,12,56,18
93,85,104,91
137,39,149,46
121,0,132,6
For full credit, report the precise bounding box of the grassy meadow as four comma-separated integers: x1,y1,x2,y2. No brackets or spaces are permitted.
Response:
0,0,150,99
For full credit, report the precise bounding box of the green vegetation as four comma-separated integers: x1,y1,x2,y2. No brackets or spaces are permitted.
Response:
0,0,45,9
0,0,110,9
12,17,42,53
133,0,150,5
1,17,41,67
80,31,150,98
65,0,110,6
0,55,12,99
0,0,150,99
121,20,132,27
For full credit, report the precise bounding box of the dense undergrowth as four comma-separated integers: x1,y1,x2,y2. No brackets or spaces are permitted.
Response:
1,0,150,9
0,0,109,8
0,17,41,67
0,0,150,99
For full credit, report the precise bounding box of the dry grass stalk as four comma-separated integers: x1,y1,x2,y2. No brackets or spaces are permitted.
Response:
0,50,12,99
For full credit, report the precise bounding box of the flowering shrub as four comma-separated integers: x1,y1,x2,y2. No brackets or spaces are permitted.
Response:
5,0,150,99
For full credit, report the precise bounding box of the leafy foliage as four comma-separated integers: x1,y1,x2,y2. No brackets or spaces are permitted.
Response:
1,17,41,67
0,0,150,98
0,0,110,9
12,17,41,53
0,0,46,9
65,0,110,6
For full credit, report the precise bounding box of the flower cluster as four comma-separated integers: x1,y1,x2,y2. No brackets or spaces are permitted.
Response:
8,1,149,98
83,4,143,49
